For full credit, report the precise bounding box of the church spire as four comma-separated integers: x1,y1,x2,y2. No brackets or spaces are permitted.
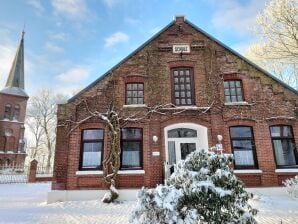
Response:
5,31,25,89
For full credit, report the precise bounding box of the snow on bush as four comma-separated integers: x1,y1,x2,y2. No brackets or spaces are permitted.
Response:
283,175,298,198
130,150,257,224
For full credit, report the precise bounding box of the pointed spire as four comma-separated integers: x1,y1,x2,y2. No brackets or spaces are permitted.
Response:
5,31,25,90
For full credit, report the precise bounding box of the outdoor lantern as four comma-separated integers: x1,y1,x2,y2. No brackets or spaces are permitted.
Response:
153,135,158,143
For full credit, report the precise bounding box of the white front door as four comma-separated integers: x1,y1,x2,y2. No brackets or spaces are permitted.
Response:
164,123,208,172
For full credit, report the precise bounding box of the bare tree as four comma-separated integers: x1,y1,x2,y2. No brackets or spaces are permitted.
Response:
246,0,298,89
26,89,67,169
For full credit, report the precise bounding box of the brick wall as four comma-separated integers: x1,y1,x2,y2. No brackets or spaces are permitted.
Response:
52,18,298,190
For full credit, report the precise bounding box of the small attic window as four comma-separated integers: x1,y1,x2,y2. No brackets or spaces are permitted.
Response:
224,80,244,102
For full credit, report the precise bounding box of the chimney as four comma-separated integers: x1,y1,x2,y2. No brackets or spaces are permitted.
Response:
174,15,185,23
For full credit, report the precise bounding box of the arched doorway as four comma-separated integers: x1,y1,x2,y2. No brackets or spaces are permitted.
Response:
164,123,208,177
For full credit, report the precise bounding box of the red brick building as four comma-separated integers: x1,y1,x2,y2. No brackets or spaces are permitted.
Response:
52,16,298,195
0,32,28,166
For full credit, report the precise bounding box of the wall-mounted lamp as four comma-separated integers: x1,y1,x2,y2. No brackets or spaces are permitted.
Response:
152,135,158,143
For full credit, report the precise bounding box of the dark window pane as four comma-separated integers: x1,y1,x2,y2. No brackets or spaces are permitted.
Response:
175,92,179,97
270,126,293,138
83,129,104,140
174,78,179,83
230,127,252,138
230,81,235,87
168,128,197,138
122,128,142,140
232,140,253,151
185,70,190,76
127,84,132,90
180,143,196,160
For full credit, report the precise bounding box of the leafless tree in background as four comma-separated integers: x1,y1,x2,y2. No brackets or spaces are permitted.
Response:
26,89,67,169
246,0,298,89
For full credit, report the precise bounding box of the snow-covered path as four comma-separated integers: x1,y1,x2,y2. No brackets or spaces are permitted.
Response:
0,183,135,224
0,183,298,224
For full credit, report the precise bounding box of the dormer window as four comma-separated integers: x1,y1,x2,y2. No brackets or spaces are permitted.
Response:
172,67,194,106
224,80,244,102
13,105,20,120
126,83,144,105
4,104,11,120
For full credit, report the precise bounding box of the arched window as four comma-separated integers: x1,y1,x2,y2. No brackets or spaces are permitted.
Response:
229,126,258,169
4,104,11,120
13,105,20,120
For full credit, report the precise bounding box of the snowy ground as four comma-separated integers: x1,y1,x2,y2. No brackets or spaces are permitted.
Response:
0,183,297,224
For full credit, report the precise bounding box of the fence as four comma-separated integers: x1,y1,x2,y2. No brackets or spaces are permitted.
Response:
0,160,53,184
0,164,29,184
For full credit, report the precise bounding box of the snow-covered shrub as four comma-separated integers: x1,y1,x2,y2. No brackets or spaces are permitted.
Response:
283,175,298,198
130,150,257,224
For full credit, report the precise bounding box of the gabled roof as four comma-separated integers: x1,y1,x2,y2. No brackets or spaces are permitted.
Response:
68,17,297,103
1,31,28,97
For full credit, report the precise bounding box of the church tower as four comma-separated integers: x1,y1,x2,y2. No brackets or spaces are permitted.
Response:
0,32,28,166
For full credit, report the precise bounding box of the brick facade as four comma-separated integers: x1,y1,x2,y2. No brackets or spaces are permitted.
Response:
52,16,298,191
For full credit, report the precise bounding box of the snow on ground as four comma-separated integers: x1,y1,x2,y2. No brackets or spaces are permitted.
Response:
0,183,298,224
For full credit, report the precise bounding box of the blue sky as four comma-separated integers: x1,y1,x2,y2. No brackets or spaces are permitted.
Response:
0,0,268,96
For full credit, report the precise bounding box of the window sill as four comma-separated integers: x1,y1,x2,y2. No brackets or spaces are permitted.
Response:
118,170,145,175
224,101,249,106
275,169,298,173
123,104,147,108
76,170,103,175
234,169,263,174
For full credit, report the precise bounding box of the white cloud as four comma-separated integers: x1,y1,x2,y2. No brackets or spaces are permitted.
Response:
56,67,90,83
27,0,44,15
211,0,268,35
50,32,67,41
45,42,64,53
54,84,83,97
104,32,129,48
51,0,88,19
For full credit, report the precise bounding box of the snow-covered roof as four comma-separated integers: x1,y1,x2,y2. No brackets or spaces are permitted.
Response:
0,87,29,98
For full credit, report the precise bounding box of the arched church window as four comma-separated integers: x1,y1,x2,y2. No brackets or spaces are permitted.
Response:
4,104,11,120
13,105,20,120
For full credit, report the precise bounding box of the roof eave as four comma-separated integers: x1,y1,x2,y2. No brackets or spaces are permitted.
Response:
67,21,176,103
184,19,298,95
